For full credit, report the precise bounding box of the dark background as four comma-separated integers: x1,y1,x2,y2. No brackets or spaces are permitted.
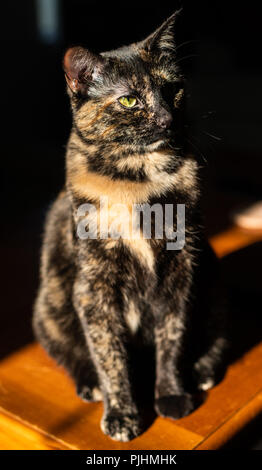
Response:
1,0,262,448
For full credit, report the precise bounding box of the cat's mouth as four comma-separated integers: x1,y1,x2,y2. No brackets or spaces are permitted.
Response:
146,130,174,150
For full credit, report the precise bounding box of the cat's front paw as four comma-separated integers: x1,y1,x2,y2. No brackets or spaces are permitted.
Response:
101,411,141,442
155,393,195,419
77,384,103,402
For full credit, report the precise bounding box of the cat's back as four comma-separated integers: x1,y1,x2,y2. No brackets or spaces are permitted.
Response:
40,190,75,279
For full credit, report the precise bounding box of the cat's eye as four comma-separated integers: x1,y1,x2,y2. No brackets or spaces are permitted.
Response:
119,96,137,108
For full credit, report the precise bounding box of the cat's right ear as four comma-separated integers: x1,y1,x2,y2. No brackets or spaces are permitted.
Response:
139,10,181,58
63,47,105,94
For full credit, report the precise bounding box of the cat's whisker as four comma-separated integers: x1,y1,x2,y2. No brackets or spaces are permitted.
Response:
201,111,216,119
175,54,199,65
175,39,199,51
186,137,208,164
202,130,222,141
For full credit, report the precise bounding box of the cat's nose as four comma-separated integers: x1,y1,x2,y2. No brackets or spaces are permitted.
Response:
157,109,173,129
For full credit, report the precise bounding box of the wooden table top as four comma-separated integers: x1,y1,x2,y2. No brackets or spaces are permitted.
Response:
0,225,261,450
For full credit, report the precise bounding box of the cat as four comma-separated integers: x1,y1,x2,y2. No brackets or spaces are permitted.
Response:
33,11,228,442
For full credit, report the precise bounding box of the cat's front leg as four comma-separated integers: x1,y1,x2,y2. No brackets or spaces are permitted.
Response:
154,312,195,419
73,277,140,442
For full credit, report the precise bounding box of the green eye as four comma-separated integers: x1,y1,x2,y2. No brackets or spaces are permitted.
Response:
119,96,137,108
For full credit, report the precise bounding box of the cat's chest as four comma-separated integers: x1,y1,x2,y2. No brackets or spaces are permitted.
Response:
97,201,159,272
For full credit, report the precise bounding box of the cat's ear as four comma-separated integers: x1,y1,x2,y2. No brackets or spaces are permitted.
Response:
63,47,105,94
141,10,181,57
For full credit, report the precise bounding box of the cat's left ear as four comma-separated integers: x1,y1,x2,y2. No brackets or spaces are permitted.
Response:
140,10,181,57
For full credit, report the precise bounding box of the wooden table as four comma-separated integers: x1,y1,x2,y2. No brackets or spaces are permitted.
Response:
0,226,261,450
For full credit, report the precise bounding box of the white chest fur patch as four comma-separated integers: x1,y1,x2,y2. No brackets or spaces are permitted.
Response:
125,300,140,334
122,237,155,272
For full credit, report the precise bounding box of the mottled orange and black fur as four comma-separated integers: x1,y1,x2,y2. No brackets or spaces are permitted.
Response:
33,12,228,441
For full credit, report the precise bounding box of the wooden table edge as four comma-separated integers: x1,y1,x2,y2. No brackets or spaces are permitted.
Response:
0,406,76,451
193,390,262,450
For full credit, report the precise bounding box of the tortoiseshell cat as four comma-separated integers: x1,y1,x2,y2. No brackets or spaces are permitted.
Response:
33,12,228,441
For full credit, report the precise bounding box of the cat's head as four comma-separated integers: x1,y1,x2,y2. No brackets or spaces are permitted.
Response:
64,12,186,180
